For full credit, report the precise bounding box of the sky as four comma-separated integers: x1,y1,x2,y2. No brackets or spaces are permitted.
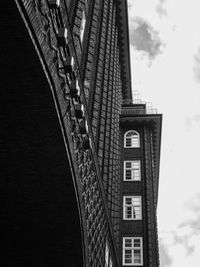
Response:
127,0,200,266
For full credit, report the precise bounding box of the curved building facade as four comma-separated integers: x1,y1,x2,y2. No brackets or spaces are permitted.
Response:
1,1,162,266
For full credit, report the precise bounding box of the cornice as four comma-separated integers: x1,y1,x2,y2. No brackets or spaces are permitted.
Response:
120,113,162,205
115,0,132,102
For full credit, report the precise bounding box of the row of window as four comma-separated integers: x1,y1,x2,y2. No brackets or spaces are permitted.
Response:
123,131,143,265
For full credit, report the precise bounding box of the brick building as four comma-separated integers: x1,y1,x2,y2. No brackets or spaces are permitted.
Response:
1,1,162,266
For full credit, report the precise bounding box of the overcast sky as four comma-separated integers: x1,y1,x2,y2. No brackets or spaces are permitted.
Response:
128,0,200,266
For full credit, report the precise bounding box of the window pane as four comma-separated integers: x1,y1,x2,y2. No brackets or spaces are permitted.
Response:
134,249,142,264
126,138,132,147
126,162,132,168
125,170,132,179
132,161,140,168
125,239,132,247
134,258,142,264
125,250,132,255
125,197,132,205
126,209,132,218
126,132,133,137
133,170,140,180
125,258,132,264
133,208,141,219
133,170,140,175
125,249,132,264
134,239,141,247
132,198,140,205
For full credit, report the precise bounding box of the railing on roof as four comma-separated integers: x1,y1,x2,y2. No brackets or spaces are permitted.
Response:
121,90,157,115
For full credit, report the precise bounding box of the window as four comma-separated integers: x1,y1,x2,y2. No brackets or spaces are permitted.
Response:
105,240,113,267
124,161,141,181
105,241,109,267
123,196,142,220
124,130,140,148
123,237,143,266
80,10,86,42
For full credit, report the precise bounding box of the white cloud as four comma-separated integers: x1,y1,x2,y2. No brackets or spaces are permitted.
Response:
185,114,200,131
159,197,200,267
156,0,168,18
129,17,164,61
128,0,200,266
193,48,200,83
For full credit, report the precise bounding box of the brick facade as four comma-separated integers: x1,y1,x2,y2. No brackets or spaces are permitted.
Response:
1,1,162,266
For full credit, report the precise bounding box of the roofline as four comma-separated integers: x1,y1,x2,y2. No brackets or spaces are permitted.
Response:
116,0,132,102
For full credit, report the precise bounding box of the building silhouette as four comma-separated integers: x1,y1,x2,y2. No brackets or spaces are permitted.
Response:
1,1,162,266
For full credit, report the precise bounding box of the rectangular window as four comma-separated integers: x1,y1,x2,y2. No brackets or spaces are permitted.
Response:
105,240,109,267
124,161,141,181
123,237,143,266
123,196,142,220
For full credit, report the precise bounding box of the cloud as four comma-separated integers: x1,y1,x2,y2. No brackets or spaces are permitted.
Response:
184,192,200,216
185,114,200,131
159,240,172,266
193,48,200,83
127,1,133,9
159,193,200,267
160,228,200,267
156,0,167,18
129,17,164,61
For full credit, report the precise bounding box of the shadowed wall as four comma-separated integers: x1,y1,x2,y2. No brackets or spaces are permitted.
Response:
0,3,83,266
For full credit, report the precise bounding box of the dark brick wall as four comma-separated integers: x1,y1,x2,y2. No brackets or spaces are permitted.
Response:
72,0,122,245
118,118,160,266
119,124,147,266
0,3,83,266
83,0,122,244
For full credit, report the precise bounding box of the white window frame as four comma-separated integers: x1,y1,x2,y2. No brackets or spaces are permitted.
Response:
123,196,142,220
124,130,140,148
124,160,141,181
80,9,86,42
123,237,143,266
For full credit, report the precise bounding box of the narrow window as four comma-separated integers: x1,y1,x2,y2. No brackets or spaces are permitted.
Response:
123,196,142,220
105,240,109,267
109,258,113,267
124,130,140,148
124,161,141,181
80,10,86,42
123,237,143,266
